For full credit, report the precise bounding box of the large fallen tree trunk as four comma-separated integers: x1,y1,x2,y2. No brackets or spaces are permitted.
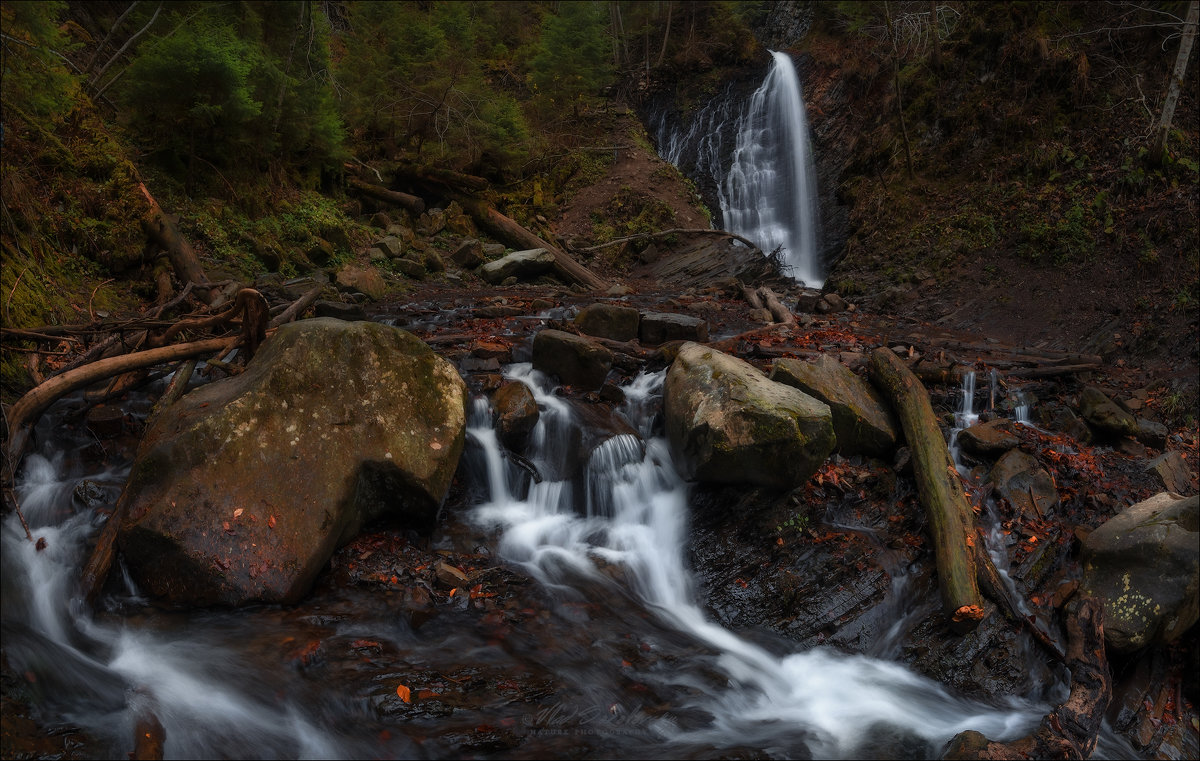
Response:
452,195,607,291
394,162,489,193
576,227,762,254
944,596,1110,759
346,178,426,215
869,346,986,633
138,183,214,304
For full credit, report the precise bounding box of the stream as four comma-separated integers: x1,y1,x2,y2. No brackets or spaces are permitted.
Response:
1,356,1080,759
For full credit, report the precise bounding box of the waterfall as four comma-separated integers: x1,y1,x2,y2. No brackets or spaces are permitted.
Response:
725,50,823,287
651,50,824,287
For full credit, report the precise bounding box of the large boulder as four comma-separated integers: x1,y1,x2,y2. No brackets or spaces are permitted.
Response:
531,329,613,391
114,318,468,607
664,343,835,489
1081,492,1199,653
1079,386,1138,439
479,248,555,285
769,354,898,458
988,449,1059,518
574,303,640,342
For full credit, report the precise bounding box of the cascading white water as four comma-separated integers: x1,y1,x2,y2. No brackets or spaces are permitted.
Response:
723,50,824,287
469,366,1044,758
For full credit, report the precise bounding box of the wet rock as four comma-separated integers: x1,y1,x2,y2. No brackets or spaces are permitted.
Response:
769,354,898,458
574,303,640,342
1079,386,1138,440
531,329,613,391
1038,403,1092,445
1136,418,1169,450
335,263,386,301
474,305,523,318
820,292,848,312
664,343,834,489
112,318,468,607
958,418,1020,457
794,290,822,313
1081,492,1199,653
492,380,539,452
638,312,708,346
374,236,403,258
85,404,124,439
470,341,511,363
418,208,446,236
481,242,506,257
314,300,366,321
450,238,484,269
423,250,445,273
1147,451,1194,495
480,248,555,285
988,449,1059,518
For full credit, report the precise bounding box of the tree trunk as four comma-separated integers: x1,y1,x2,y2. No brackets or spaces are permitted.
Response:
84,1,139,75
346,178,426,215
885,1,916,178
656,1,673,68
90,2,162,89
451,196,608,291
869,347,985,633
1155,0,1199,164
393,162,489,193
137,183,214,303
271,0,308,137
758,286,796,325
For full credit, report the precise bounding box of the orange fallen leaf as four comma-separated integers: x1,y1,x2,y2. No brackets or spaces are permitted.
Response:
233,508,244,519
268,515,276,529
966,534,975,548
396,684,411,703
416,689,439,700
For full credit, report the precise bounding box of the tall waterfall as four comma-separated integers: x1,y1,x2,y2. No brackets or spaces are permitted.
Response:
651,50,824,287
725,50,823,287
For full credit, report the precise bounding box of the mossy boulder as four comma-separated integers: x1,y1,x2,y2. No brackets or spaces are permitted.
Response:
1079,386,1138,440
664,343,834,489
114,318,468,607
1081,492,1199,653
769,354,898,458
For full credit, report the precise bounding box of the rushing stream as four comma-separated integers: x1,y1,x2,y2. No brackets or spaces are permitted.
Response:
3,362,1067,759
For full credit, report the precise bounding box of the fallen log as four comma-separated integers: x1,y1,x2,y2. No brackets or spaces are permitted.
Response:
740,283,765,310
394,161,489,193
137,183,214,304
758,286,796,325
4,336,237,480
346,177,426,215
268,283,324,328
452,195,607,291
944,596,1110,759
869,346,986,633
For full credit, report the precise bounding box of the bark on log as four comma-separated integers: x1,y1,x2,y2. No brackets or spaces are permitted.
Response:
943,597,1110,759
394,162,489,192
869,347,986,633
138,183,213,304
4,337,236,479
740,284,765,310
453,196,608,291
268,284,323,328
758,286,796,325
346,177,426,215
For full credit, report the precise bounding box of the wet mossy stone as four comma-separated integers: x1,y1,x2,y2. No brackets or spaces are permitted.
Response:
479,248,555,285
957,418,1020,457
1081,492,1199,653
1079,386,1138,440
531,329,612,391
664,342,834,489
769,354,897,458
115,318,468,607
988,449,1059,518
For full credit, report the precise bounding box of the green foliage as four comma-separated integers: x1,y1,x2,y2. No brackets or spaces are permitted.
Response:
531,1,613,115
0,1,79,118
116,2,344,190
336,1,534,168
776,512,810,538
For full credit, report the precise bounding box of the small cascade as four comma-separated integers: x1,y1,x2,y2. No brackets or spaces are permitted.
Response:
468,367,1043,758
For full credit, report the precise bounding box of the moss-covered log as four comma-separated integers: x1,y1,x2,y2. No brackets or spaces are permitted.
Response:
869,346,985,633
346,178,426,215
